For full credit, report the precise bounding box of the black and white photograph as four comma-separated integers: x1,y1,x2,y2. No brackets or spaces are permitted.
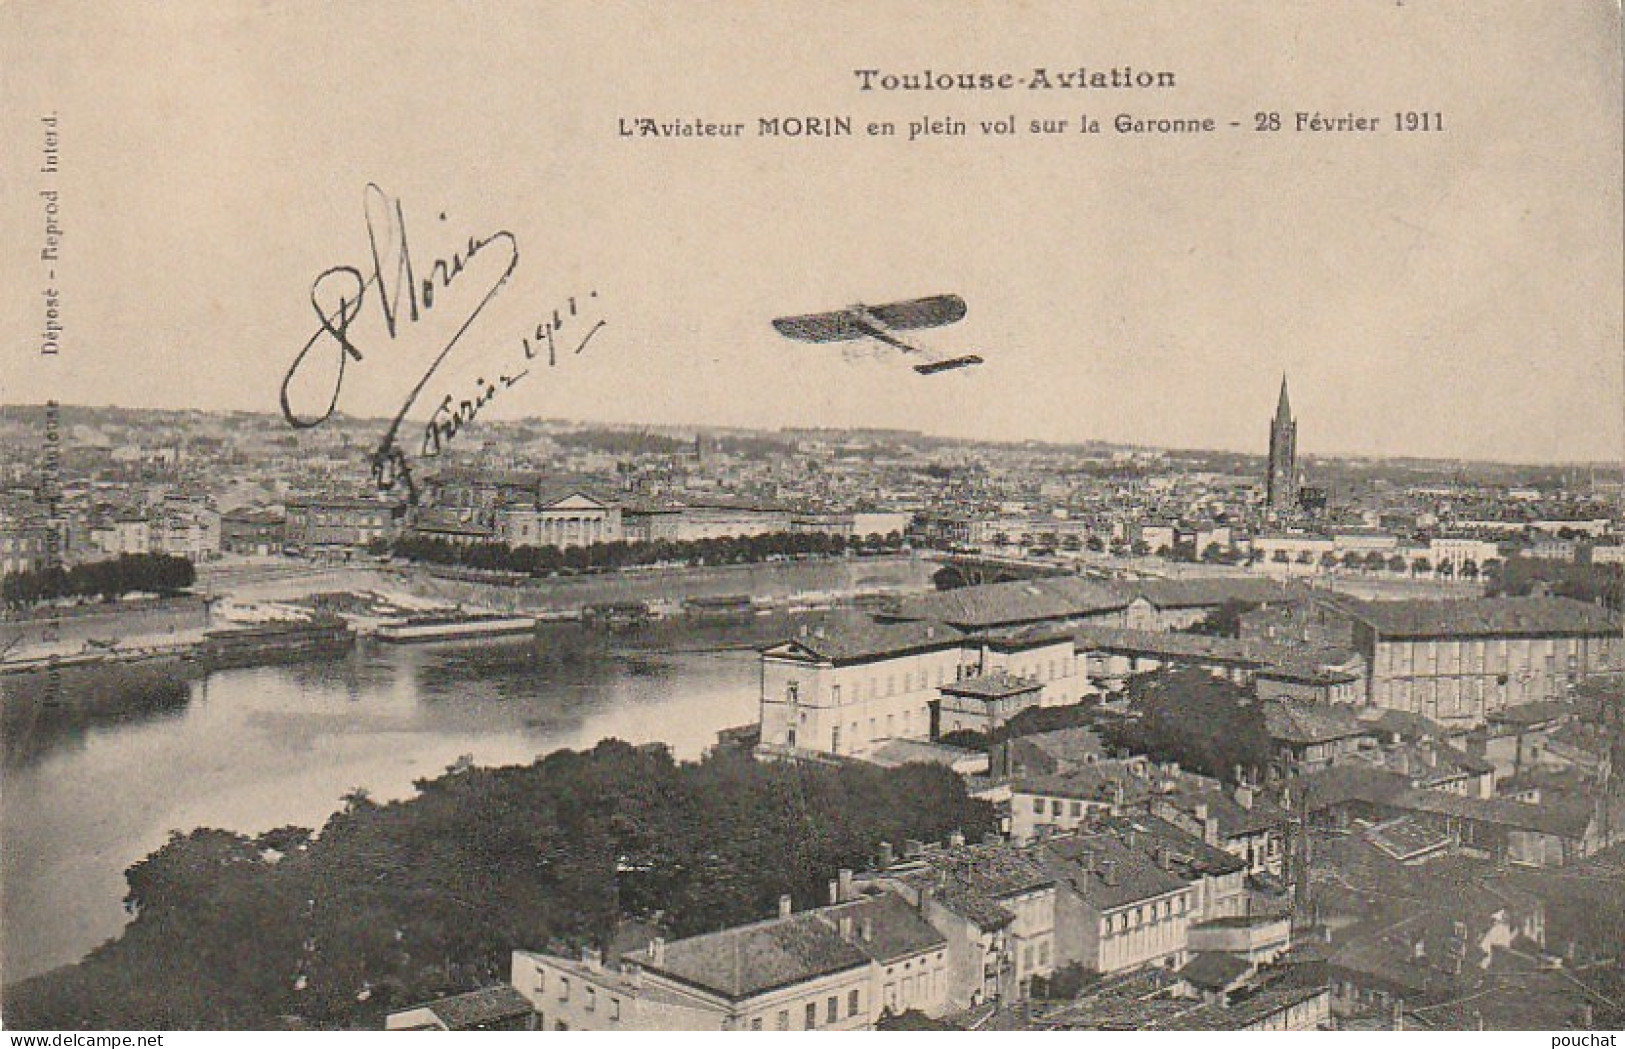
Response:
1,0,1622,1038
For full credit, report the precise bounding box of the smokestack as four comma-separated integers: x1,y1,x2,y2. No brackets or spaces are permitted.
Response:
778,894,793,919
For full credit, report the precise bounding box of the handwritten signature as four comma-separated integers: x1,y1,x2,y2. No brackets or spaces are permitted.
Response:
279,183,605,500
421,293,605,457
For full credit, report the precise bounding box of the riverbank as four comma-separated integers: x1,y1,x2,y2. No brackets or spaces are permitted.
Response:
2,554,933,676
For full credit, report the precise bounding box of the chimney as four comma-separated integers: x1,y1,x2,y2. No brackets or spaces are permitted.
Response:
581,946,603,971
838,915,854,941
649,937,666,966
861,917,874,942
903,839,924,858
838,868,854,903
1235,785,1255,810
878,841,895,868
828,878,841,905
1101,859,1119,886
778,894,793,919
949,830,966,848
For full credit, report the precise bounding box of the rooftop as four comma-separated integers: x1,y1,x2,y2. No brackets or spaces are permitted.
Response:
1347,596,1618,639
762,616,963,664
939,671,1044,700
408,984,535,1030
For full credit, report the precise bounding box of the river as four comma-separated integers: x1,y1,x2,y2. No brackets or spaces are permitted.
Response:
0,626,764,983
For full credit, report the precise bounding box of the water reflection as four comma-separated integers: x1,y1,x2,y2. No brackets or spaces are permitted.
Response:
0,632,760,982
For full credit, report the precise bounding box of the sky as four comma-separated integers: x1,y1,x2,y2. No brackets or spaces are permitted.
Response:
1,0,1621,464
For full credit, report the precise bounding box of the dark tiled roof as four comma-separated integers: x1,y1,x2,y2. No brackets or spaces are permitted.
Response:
888,577,1129,629
1034,833,1189,912
636,910,870,1000
763,618,962,664
1264,698,1367,745
1161,787,1288,839
1013,766,1145,806
1391,788,1595,839
1159,984,1329,1031
1486,700,1577,728
1298,764,1415,811
1132,577,1304,611
823,893,946,964
1347,596,1618,639
1102,813,1248,878
421,985,534,1029
1177,951,1253,990
1365,815,1453,862
1009,726,1107,769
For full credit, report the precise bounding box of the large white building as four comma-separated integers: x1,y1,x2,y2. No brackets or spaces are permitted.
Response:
757,619,1085,757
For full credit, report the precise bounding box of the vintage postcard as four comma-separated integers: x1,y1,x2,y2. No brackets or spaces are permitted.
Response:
2,0,1622,1037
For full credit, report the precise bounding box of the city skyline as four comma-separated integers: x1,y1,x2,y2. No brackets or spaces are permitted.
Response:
5,395,1624,471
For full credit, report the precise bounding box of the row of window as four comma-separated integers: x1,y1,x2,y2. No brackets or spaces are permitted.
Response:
745,989,862,1030
1383,638,1584,672
1031,796,1087,818
539,972,622,1022
1103,896,1187,935
814,655,1077,708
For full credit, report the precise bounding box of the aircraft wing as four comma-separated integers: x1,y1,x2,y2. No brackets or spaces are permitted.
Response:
771,311,868,343
864,294,967,331
771,294,967,342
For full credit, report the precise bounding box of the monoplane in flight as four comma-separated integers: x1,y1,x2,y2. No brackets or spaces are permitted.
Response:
771,294,983,375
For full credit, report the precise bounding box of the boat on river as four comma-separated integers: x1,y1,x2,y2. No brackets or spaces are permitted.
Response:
374,612,539,643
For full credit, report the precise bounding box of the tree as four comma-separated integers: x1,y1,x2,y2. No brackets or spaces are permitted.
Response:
1412,556,1432,576
4,742,996,1031
1102,669,1270,783
1183,598,1250,638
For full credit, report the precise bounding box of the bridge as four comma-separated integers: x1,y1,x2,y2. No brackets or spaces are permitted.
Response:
919,550,1073,589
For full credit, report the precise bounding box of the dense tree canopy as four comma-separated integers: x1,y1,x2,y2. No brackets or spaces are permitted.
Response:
2,553,195,609
1097,669,1271,784
392,530,904,577
4,742,993,1030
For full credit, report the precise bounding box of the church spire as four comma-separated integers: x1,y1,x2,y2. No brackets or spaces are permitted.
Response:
1275,374,1292,423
